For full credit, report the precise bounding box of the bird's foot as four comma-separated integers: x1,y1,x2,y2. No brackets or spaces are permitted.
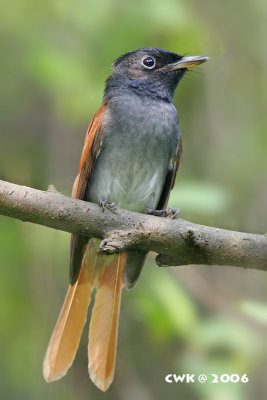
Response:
99,199,116,212
147,207,180,219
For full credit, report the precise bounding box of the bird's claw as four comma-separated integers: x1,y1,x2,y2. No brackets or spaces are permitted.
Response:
99,199,116,212
147,207,180,219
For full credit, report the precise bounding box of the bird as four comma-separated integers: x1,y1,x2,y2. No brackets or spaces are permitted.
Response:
43,47,208,391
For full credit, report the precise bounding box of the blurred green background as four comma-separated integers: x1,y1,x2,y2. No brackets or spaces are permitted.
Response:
0,0,266,399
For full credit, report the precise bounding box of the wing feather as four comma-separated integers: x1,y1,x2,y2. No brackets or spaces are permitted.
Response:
70,102,107,284
157,136,182,210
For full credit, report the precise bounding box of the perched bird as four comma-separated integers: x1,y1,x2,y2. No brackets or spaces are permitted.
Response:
43,47,208,391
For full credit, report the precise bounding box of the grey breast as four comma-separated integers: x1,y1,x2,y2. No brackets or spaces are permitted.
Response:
86,94,180,213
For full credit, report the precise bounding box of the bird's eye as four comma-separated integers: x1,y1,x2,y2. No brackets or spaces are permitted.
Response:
141,56,156,69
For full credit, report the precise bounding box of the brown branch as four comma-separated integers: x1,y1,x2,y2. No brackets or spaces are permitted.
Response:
0,179,266,271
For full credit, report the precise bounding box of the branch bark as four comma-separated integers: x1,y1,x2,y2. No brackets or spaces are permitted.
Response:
0,180,266,271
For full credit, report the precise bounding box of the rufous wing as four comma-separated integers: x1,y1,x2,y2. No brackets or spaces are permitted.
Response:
70,102,107,284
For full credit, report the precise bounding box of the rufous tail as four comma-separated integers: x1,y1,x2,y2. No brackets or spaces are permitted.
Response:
88,253,126,391
43,240,125,392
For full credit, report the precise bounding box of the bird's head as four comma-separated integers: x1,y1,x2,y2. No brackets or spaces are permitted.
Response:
105,47,208,103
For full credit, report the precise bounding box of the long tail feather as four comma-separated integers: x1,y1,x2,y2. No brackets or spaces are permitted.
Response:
43,241,97,382
88,253,126,391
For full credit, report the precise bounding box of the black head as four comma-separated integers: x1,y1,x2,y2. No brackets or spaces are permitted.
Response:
104,47,208,103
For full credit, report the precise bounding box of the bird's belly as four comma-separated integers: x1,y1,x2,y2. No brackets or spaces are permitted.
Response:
86,97,179,212
86,153,168,213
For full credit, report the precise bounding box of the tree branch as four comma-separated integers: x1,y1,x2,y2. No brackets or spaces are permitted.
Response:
0,180,266,271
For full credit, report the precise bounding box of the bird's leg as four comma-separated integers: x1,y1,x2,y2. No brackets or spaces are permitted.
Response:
99,199,116,212
147,207,180,219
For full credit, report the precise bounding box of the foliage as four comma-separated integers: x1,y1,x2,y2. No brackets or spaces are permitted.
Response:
0,0,266,399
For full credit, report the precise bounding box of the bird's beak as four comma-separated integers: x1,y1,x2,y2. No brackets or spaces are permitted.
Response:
166,55,209,71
